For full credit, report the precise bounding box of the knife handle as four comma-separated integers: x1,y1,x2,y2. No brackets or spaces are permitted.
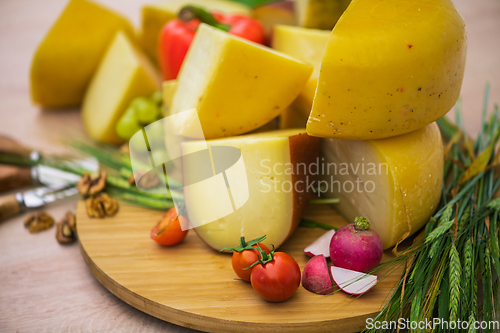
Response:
0,165,32,193
0,135,32,158
0,194,21,222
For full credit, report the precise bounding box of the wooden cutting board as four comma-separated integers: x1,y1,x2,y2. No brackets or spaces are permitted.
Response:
77,201,402,333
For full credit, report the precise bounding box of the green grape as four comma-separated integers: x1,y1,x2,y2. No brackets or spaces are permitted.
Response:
133,97,160,125
116,107,142,140
150,90,163,107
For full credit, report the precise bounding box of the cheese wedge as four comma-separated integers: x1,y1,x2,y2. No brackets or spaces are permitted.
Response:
82,32,159,144
296,0,350,29
162,80,178,116
141,0,251,65
320,122,443,249
272,25,330,129
170,24,313,139
181,129,319,251
308,0,467,140
252,2,296,40
30,0,136,108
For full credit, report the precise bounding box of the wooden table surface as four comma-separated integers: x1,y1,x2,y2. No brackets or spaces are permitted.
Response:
0,0,499,332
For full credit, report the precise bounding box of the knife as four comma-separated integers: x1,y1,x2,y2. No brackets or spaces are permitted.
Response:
0,184,80,222
0,134,98,192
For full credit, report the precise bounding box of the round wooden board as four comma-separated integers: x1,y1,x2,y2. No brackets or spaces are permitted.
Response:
77,201,402,333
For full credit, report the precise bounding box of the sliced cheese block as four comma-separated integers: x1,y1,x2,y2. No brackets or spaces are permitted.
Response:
252,1,296,40
308,0,467,140
30,0,136,108
162,80,178,116
320,122,443,249
170,24,313,139
141,0,251,64
181,129,319,251
272,25,330,129
82,32,160,144
296,0,350,30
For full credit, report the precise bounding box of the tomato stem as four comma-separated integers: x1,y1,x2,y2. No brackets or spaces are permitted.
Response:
243,243,275,270
220,235,267,253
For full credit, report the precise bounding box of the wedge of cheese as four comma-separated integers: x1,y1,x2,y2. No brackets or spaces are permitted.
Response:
162,80,178,116
296,0,350,30
82,32,159,144
272,25,330,129
140,0,251,65
320,122,443,249
308,0,467,140
181,129,319,251
170,24,313,139
30,0,136,108
252,2,296,40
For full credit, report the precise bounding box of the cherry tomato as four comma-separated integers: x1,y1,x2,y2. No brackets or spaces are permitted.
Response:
250,252,301,302
150,207,188,246
231,243,269,281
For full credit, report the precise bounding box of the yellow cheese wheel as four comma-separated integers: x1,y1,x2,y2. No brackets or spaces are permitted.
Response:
181,129,319,251
30,0,136,108
170,24,313,139
320,122,443,249
272,25,330,129
308,0,467,140
82,32,159,144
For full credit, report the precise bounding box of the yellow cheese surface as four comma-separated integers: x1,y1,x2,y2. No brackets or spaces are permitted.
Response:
170,24,313,139
251,3,296,38
321,122,443,249
182,129,318,251
296,0,350,30
140,0,251,65
272,25,330,129
308,0,467,140
30,0,136,108
162,80,178,116
82,32,159,144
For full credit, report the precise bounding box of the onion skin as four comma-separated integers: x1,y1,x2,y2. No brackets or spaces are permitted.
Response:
329,218,383,273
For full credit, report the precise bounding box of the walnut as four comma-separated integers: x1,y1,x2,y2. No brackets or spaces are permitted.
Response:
77,171,107,196
24,211,54,233
85,193,119,218
55,211,76,244
65,211,77,233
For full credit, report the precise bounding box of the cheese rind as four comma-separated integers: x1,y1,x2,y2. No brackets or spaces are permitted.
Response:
308,0,467,140
170,24,313,139
82,32,159,144
272,25,330,129
140,0,251,64
182,129,319,251
320,122,443,249
30,0,136,108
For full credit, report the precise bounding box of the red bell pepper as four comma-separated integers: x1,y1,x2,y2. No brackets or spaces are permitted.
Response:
158,5,265,81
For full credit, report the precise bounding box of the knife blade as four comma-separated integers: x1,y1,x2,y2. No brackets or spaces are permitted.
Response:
0,184,79,222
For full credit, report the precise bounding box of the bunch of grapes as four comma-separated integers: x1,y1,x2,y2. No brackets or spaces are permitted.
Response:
116,91,163,141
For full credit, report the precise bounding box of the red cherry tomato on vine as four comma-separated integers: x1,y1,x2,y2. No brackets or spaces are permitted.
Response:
150,207,188,246
231,243,269,281
250,252,301,302
221,236,270,281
